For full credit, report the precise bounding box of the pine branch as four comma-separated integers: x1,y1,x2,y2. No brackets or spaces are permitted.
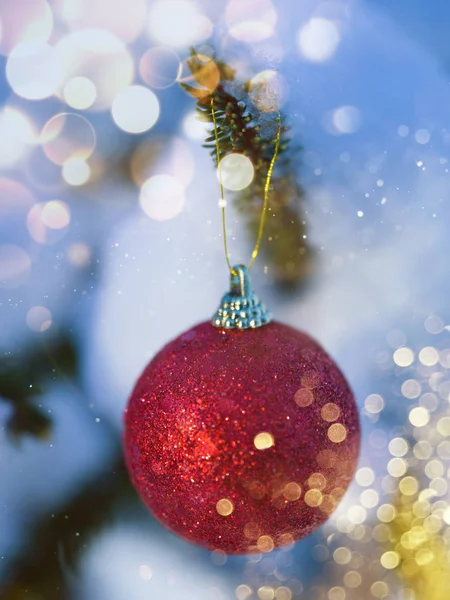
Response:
181,49,311,286
0,335,78,440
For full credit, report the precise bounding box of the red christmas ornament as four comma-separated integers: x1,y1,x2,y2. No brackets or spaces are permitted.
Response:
124,266,360,554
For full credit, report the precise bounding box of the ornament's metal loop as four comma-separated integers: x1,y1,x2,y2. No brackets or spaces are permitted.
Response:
212,265,272,330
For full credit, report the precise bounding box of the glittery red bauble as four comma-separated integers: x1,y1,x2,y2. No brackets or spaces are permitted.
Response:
124,321,360,554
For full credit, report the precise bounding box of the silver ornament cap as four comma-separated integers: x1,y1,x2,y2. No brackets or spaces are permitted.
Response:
212,264,271,329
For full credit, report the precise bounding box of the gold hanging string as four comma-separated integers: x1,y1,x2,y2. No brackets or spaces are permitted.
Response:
210,96,281,275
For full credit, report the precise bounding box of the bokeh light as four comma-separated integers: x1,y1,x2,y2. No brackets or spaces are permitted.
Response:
225,0,277,42
147,1,212,48
0,244,31,287
54,28,134,110
111,85,160,134
27,201,70,244
249,70,285,112
41,113,96,166
6,41,63,100
62,158,91,186
216,498,234,516
67,242,91,267
41,200,71,229
139,174,185,221
393,347,415,367
182,111,205,140
217,154,254,191
0,106,37,166
254,432,275,450
53,0,146,42
139,46,182,89
63,76,97,109
298,18,340,62
0,0,53,56
332,106,362,135
26,305,52,332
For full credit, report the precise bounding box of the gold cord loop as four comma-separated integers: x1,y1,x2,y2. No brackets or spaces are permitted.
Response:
210,96,281,275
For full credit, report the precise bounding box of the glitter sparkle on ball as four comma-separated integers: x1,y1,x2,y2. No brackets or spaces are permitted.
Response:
124,267,360,553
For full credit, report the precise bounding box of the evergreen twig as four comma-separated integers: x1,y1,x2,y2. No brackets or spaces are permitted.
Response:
181,49,311,286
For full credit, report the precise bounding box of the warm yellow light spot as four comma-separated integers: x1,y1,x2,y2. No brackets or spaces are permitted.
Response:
216,498,234,516
377,504,396,523
294,388,313,407
424,514,442,534
418,346,439,366
304,489,323,507
393,347,414,366
321,403,340,422
278,533,294,547
319,494,336,514
331,487,345,501
370,581,389,598
399,476,419,496
243,521,260,539
355,467,375,487
283,482,301,501
344,571,361,588
437,416,450,436
274,587,292,600
235,584,252,600
328,423,347,443
217,153,254,191
443,507,450,524
387,457,407,478
307,472,327,490
360,489,379,509
258,586,275,600
415,548,434,566
328,586,346,600
347,505,366,524
333,547,351,565
388,437,408,457
380,551,400,569
430,477,447,496
409,406,430,427
412,500,430,519
424,459,444,479
257,535,274,553
254,432,274,450
364,394,384,414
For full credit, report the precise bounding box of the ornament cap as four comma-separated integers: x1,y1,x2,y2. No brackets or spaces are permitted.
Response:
212,264,272,329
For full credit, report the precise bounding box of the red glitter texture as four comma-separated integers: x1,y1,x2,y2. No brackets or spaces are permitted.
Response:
124,321,360,554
